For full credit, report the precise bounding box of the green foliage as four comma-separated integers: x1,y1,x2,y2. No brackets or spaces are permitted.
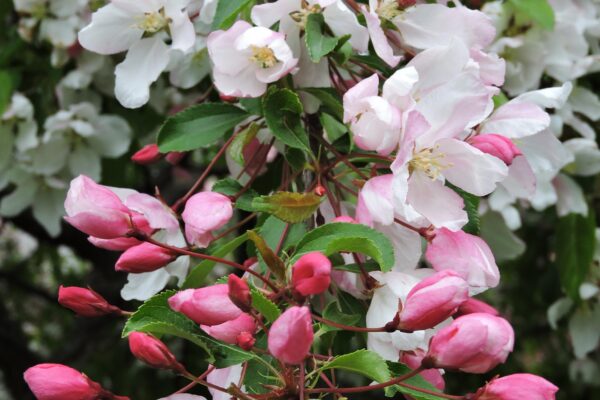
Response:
320,300,361,334
157,103,249,152
293,222,396,271
263,88,312,155
211,178,257,211
385,362,444,399
320,112,348,143
449,184,480,235
251,191,323,223
0,70,12,115
507,0,555,30
305,13,340,62
228,122,260,165
212,0,255,29
183,234,249,288
301,87,344,120
320,349,391,383
250,288,281,322
248,230,286,280
555,208,596,300
122,291,213,362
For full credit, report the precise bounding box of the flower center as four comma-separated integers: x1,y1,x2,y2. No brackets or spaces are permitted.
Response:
377,0,403,21
249,46,278,68
409,147,451,180
138,10,169,33
289,4,322,28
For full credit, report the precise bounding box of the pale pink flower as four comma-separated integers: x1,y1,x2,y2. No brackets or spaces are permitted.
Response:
207,21,297,98
182,192,233,248
473,373,558,400
268,306,313,364
169,285,242,326
201,313,256,345
292,252,332,296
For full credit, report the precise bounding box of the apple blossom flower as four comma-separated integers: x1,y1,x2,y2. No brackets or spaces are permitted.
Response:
292,252,332,296
64,175,148,239
169,285,243,326
206,364,244,400
58,286,122,317
468,134,522,165
24,363,129,400
115,242,177,273
207,21,298,98
78,0,196,108
268,306,314,364
227,274,252,312
425,228,500,293
182,191,233,248
473,373,558,400
343,74,404,155
201,313,256,345
398,270,469,331
128,332,185,372
424,313,514,373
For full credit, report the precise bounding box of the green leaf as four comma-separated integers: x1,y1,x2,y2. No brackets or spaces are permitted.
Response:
320,112,347,143
305,13,339,62
263,88,312,154
320,300,361,333
0,70,12,115
293,222,395,271
333,260,379,274
157,103,249,152
248,230,286,280
493,92,509,109
449,184,480,235
210,177,257,212
258,215,306,252
321,349,391,383
385,362,445,400
212,0,255,29
251,191,322,223
508,0,555,30
228,122,260,165
301,88,343,120
555,208,596,300
250,288,281,322
122,291,214,362
183,233,249,288
240,97,263,116
202,334,257,368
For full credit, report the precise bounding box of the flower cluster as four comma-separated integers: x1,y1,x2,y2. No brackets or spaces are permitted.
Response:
10,0,600,399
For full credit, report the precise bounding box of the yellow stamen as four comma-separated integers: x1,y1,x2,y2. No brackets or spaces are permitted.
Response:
377,0,403,21
137,11,169,33
409,147,451,180
249,46,278,68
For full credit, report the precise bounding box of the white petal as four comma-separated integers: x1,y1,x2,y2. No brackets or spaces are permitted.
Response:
480,101,550,139
165,1,196,52
569,86,600,121
251,0,300,28
323,1,369,52
362,7,401,67
78,3,143,55
68,144,102,181
569,307,600,359
564,138,600,177
115,37,170,108
121,269,172,301
553,174,588,217
32,186,66,237
514,82,573,109
547,297,573,330
88,115,132,157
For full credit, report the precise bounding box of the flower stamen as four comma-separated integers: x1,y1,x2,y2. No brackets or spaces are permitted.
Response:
249,46,278,68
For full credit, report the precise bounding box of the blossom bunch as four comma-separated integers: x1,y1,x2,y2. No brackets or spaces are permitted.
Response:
7,0,600,399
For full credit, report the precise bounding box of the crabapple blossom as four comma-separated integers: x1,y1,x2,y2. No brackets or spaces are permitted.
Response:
292,252,332,296
23,364,129,400
168,285,243,326
206,364,244,400
207,21,298,98
398,270,469,331
227,274,252,312
268,306,314,364
58,286,122,317
424,313,515,373
200,313,256,345
78,0,196,108
473,373,558,400
181,191,233,248
468,134,522,165
115,242,177,273
128,332,185,372
425,228,500,293
131,144,161,165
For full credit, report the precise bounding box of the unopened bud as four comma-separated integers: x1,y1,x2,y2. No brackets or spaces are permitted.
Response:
398,0,417,9
58,286,122,317
227,274,252,312
292,252,332,296
219,93,238,103
115,242,177,273
128,332,185,373
165,152,185,165
236,331,256,350
131,144,161,165
314,185,326,196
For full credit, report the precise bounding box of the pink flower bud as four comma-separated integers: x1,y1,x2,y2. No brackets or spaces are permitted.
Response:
237,331,256,350
400,351,445,390
165,151,185,165
473,373,558,400
128,332,185,372
425,228,500,291
398,0,417,8
292,252,332,296
469,134,522,165
24,363,128,400
182,192,233,248
227,274,252,312
456,298,499,317
332,216,357,223
58,286,121,317
64,175,138,239
425,313,514,373
201,313,256,345
168,285,242,326
399,270,469,331
88,236,141,251
131,144,161,165
268,306,314,364
115,242,177,273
